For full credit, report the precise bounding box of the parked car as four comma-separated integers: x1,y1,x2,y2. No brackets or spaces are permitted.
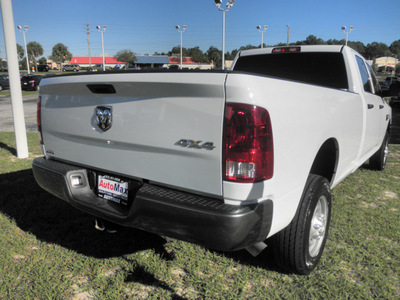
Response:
37,64,49,72
0,74,10,91
0,66,8,72
63,64,80,72
21,74,42,91
388,82,400,107
381,76,399,91
87,64,103,72
125,63,141,71
87,64,112,72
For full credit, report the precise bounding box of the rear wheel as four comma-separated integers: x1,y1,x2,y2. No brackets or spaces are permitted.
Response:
0,84,3,91
272,174,331,275
369,133,389,170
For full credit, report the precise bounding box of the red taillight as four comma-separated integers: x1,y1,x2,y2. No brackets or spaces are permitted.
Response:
223,103,273,183
37,96,43,144
272,46,301,53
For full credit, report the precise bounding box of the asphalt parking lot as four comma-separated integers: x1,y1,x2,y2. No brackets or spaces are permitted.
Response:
0,94,38,132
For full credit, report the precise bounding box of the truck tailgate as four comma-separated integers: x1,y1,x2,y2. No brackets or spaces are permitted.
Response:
39,72,227,196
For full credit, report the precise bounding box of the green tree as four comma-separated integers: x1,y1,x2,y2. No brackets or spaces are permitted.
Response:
326,39,343,45
207,46,221,69
239,44,258,51
347,41,366,56
50,43,72,70
304,35,325,45
226,49,239,61
168,46,190,57
27,41,44,71
16,43,24,59
168,46,209,65
364,42,391,60
38,57,47,65
188,47,208,63
389,40,400,58
114,49,137,68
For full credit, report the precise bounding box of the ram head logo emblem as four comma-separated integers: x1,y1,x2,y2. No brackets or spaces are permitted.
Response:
95,106,112,131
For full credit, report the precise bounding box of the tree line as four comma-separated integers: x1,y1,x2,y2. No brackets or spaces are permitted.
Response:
11,42,72,71
5,35,400,71
161,36,400,69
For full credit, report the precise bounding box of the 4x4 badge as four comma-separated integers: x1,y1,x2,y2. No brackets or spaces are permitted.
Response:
174,139,215,150
95,106,112,131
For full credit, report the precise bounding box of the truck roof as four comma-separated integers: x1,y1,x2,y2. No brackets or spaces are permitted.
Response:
238,45,345,57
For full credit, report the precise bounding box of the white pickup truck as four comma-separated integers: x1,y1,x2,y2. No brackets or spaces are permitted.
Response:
32,45,391,274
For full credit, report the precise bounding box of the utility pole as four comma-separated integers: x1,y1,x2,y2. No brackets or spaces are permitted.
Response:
87,24,91,67
286,25,290,46
1,0,29,158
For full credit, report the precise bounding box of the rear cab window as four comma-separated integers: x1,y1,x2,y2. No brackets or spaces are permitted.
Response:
233,51,349,90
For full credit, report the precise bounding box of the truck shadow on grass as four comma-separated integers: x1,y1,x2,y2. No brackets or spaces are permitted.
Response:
0,169,192,298
0,169,171,260
0,169,279,274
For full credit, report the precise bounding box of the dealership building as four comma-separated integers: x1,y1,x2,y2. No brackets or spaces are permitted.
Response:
64,56,214,70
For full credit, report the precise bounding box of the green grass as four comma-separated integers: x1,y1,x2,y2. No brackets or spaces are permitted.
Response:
0,90,39,98
0,132,399,299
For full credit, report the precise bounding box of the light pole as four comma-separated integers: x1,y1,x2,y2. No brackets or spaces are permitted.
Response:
175,25,187,69
17,25,30,74
214,0,235,70
341,26,354,46
96,25,107,71
256,25,268,48
286,25,290,46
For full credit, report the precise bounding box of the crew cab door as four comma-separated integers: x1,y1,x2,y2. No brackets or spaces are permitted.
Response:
355,55,384,155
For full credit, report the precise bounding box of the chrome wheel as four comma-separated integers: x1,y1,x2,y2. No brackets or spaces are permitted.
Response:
272,174,331,274
383,138,389,165
309,195,329,258
370,133,390,170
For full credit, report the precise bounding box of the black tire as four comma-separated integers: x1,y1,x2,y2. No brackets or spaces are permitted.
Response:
369,133,389,171
0,84,3,91
271,174,332,275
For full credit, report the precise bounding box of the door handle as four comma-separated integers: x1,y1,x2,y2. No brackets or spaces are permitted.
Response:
379,105,384,109
368,104,374,109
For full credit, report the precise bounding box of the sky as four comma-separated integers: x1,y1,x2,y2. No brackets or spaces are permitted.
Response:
0,0,399,60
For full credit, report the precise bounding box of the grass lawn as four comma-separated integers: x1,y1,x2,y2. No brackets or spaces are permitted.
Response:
0,132,399,299
0,90,39,98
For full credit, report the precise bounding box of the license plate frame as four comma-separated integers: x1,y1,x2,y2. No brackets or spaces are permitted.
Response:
97,174,129,206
